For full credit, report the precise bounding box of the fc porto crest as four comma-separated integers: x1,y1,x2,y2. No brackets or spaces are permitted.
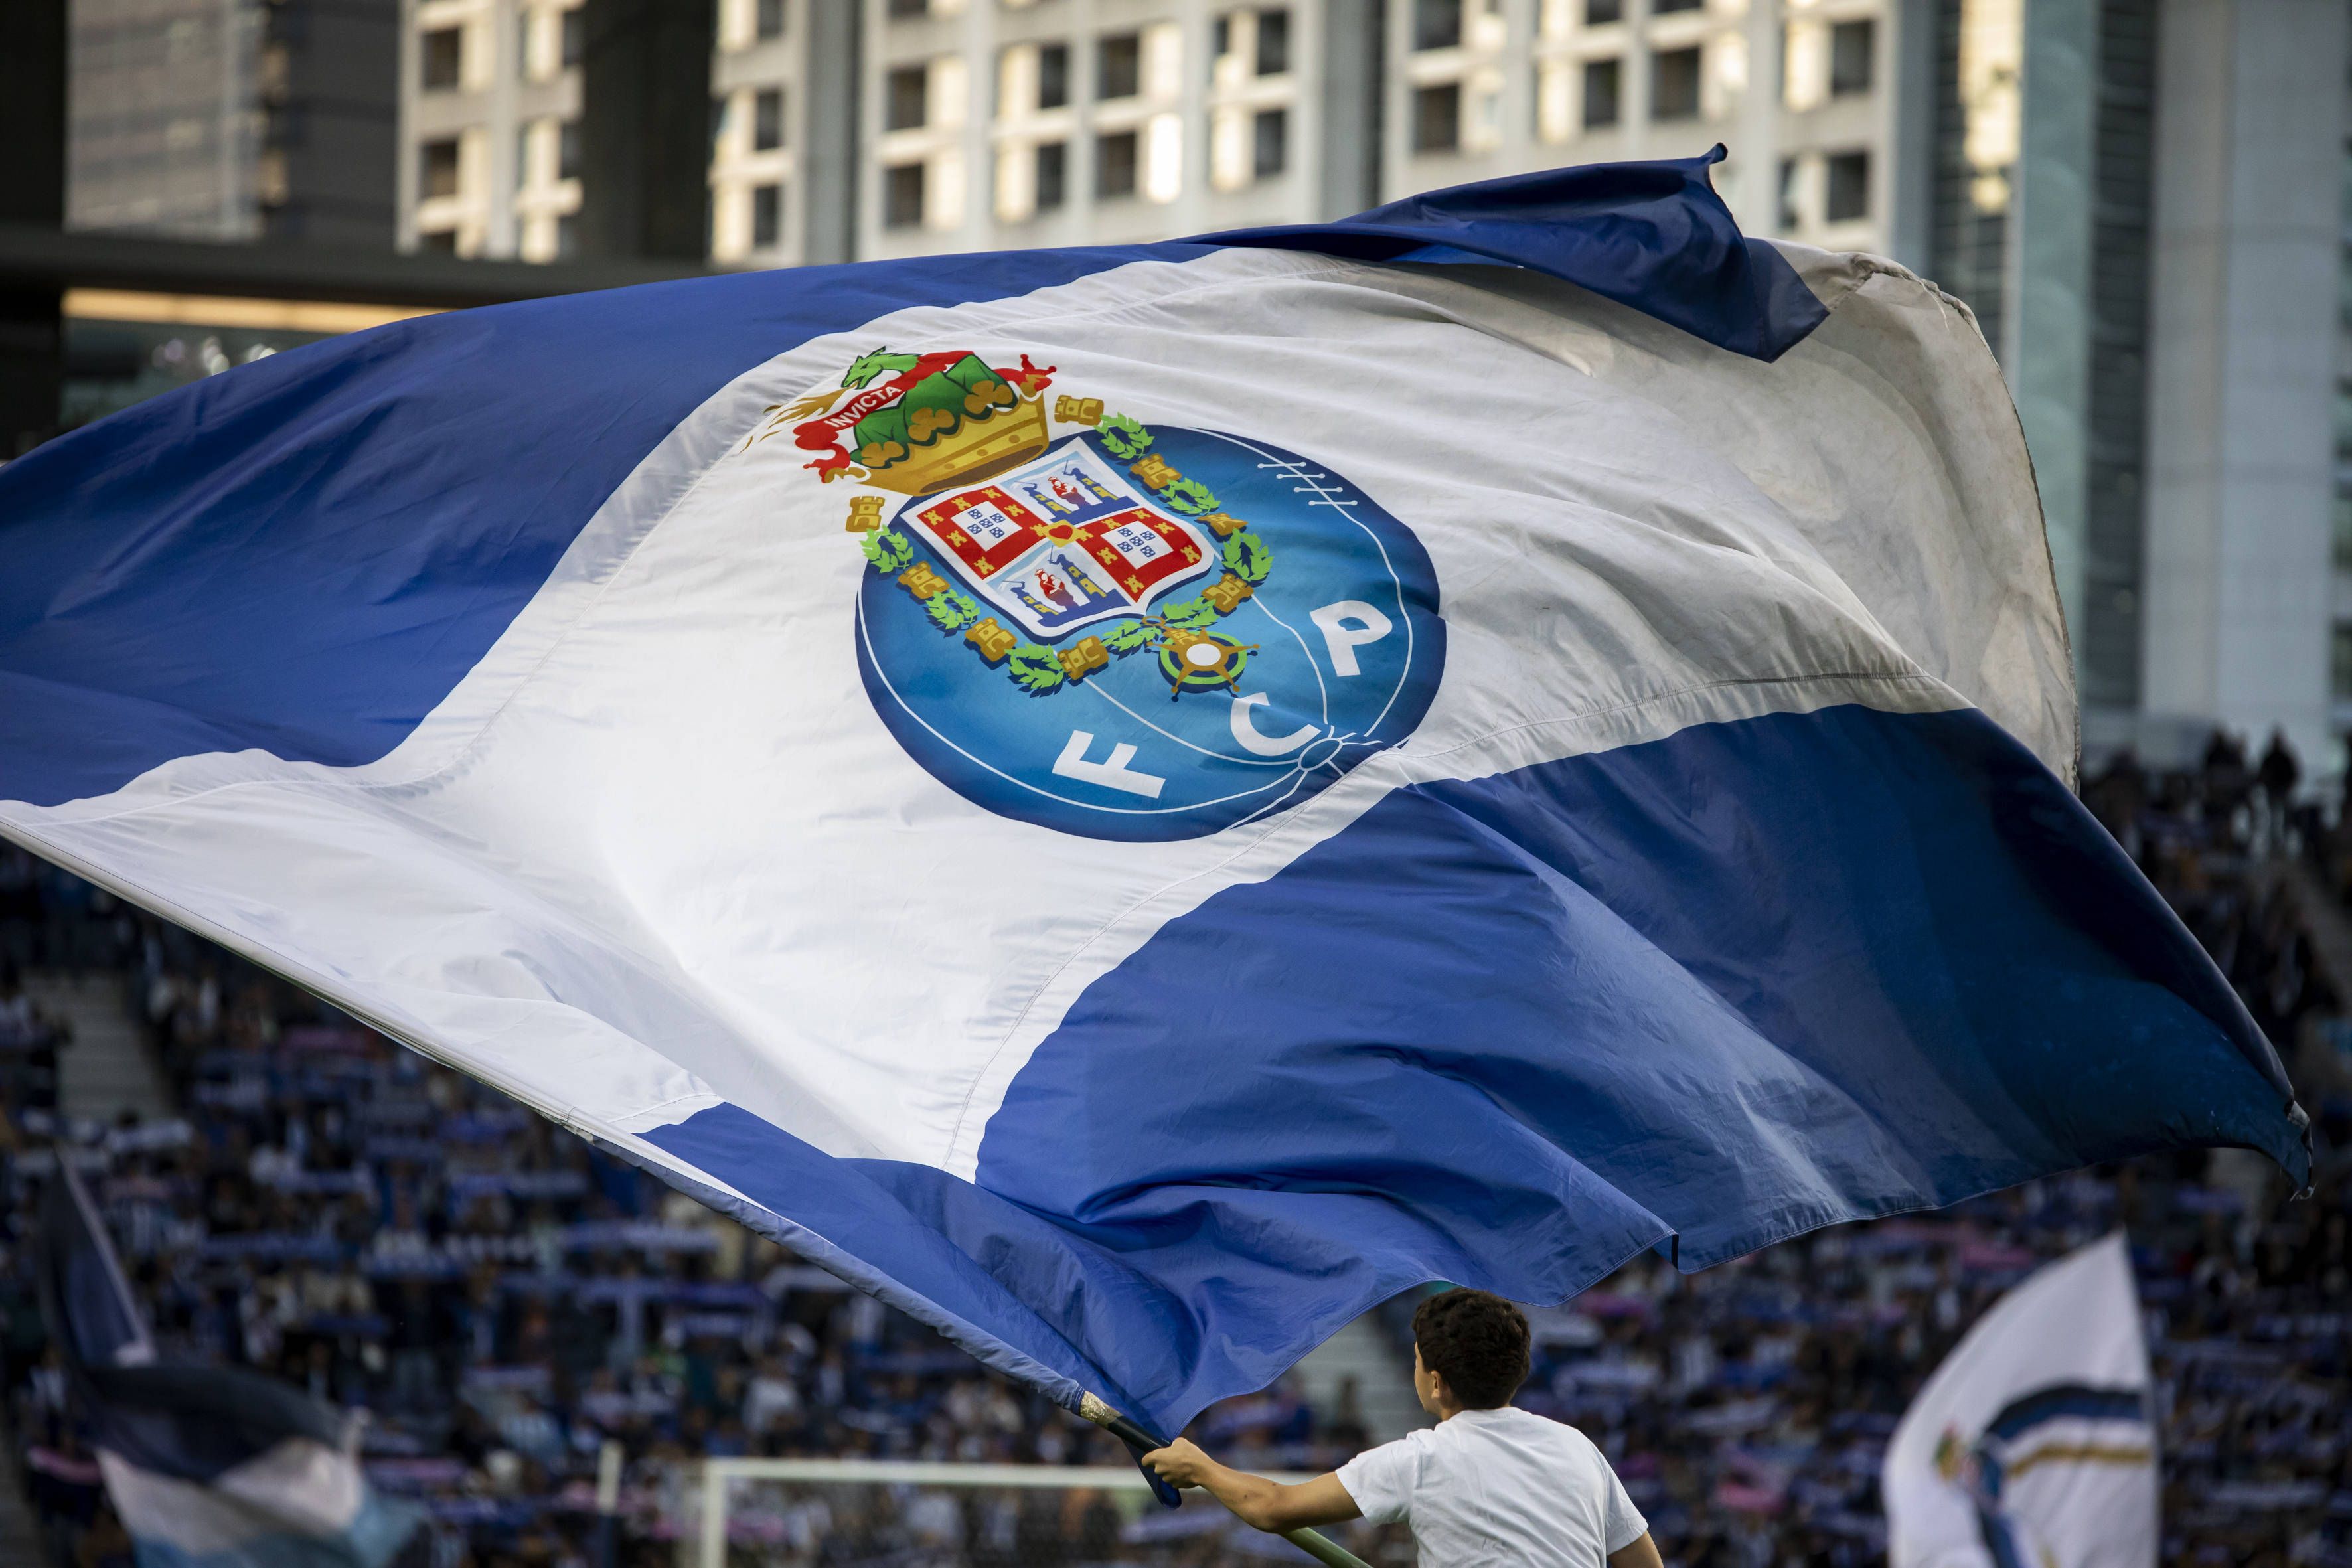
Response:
773,346,1445,842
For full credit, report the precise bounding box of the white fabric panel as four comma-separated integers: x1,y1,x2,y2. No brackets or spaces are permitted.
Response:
1,245,2053,1182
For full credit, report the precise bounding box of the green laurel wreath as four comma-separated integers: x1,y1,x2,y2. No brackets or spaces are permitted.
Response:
1006,644,1065,694
1101,619,1159,655
925,588,982,633
1099,414,1152,461
862,527,914,574
861,412,1274,696
1156,596,1219,632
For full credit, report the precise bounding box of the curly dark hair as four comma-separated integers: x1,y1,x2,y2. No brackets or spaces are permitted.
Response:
1411,1287,1530,1409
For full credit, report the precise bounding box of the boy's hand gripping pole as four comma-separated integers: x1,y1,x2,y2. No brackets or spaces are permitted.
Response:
1079,1392,1373,1568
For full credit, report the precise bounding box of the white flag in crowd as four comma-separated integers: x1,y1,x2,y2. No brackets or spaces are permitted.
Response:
1884,1233,2158,1568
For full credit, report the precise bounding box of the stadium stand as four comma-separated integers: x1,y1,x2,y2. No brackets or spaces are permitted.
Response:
0,731,2345,1568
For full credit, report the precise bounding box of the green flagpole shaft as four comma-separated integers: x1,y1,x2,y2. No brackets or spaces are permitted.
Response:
1079,1393,1373,1568
1275,1524,1377,1568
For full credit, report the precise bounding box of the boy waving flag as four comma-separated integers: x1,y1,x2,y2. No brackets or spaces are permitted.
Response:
1147,1289,1660,1567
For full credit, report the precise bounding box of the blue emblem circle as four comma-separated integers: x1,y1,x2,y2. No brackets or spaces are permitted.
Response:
854,425,1445,842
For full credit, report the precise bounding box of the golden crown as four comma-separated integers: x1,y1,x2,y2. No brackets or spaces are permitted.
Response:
857,394,1050,497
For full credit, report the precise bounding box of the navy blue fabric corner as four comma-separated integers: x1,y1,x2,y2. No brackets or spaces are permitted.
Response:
653,704,2305,1441
1198,149,1826,362
968,704,2302,1431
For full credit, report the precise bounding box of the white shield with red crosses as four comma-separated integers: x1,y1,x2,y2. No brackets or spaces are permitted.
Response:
903,439,1215,641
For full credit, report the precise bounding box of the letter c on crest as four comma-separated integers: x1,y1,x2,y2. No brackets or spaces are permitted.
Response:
1227,693,1321,757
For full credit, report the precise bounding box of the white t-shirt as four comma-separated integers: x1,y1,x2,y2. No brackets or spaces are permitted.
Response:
1334,1406,1648,1568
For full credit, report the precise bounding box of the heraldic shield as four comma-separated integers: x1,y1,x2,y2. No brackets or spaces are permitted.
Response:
907,443,1219,643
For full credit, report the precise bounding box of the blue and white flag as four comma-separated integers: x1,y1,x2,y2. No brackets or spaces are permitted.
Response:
1883,1235,2158,1568
0,155,2307,1441
36,1166,420,1568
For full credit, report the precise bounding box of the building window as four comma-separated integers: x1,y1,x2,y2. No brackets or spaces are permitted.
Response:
1830,19,1874,96
752,182,783,247
1584,0,1620,21
1412,82,1459,151
885,66,927,131
1650,46,1700,119
558,118,580,179
754,87,785,150
1253,107,1287,177
555,212,578,258
1653,0,1701,11
887,0,927,16
1581,58,1619,127
1256,8,1290,74
1413,0,1462,51
2333,622,2352,700
1035,140,1066,210
420,228,459,254
883,161,925,227
756,0,785,39
1097,33,1140,99
561,8,584,66
1038,42,1069,109
422,137,461,198
1825,149,1869,220
421,27,463,90
1213,15,1231,60
1096,129,1138,196
1776,157,1800,228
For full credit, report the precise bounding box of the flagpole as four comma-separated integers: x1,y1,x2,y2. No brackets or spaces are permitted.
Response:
1079,1393,1373,1568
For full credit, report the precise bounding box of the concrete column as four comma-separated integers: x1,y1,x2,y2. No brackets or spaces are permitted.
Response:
1723,0,1780,240
2010,0,2097,641
961,0,994,250
486,0,520,257
1317,0,1383,219
2140,0,2347,768
801,0,861,266
1887,0,1937,275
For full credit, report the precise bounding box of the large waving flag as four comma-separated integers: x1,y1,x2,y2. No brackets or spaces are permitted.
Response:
0,154,2306,1441
1883,1235,2158,1568
36,1165,420,1568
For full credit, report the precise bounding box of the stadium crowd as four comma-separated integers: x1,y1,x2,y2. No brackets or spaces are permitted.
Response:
0,730,2344,1568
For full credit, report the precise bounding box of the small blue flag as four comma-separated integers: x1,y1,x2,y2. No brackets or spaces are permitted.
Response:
37,1166,420,1568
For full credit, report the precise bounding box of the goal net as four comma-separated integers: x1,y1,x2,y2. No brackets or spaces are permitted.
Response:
689,1457,1401,1567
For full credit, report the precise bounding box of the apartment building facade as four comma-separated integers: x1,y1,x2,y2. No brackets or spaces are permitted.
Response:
852,0,1336,258
1384,0,1903,257
398,0,589,258
397,0,1911,266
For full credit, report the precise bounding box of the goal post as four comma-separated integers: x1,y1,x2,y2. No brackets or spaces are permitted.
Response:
692,1456,1372,1568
